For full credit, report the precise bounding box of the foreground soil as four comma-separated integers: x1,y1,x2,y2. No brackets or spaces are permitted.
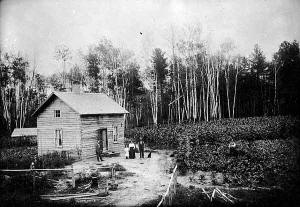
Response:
69,150,175,206
1,150,175,207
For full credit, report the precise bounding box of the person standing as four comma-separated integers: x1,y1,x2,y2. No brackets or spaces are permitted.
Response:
129,140,135,159
138,138,145,158
124,144,129,159
96,140,103,161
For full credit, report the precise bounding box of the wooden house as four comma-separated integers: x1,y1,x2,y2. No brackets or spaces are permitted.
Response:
33,91,128,159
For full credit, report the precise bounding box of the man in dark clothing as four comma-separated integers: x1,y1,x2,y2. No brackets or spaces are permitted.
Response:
96,140,103,161
138,138,145,158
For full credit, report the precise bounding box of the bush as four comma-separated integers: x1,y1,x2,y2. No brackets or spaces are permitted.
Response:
35,151,75,169
0,147,74,169
0,147,37,169
126,116,299,149
177,137,299,187
126,116,300,187
0,136,37,149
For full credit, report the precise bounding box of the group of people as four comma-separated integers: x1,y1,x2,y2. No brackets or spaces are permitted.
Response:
95,137,149,162
125,138,146,159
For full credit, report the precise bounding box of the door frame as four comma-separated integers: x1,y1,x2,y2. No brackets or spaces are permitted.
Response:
98,128,108,151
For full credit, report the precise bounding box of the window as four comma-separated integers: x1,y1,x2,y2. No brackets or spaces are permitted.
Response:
54,110,61,118
113,126,118,142
55,129,63,147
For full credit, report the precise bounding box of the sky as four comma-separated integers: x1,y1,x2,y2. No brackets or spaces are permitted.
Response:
1,0,300,75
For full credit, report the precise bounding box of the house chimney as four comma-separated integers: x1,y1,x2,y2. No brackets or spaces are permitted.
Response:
72,83,81,93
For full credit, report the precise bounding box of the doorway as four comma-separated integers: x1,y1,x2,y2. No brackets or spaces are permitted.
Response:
98,128,108,151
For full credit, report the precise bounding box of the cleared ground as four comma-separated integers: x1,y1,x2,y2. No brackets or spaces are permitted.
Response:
71,150,175,206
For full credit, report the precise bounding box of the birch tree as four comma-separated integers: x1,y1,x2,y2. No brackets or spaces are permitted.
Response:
55,45,72,89
220,40,235,118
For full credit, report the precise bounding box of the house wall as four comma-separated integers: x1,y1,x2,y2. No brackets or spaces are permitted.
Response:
80,114,125,159
37,97,81,156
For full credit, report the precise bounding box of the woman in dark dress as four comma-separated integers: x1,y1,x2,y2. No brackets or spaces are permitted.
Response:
129,140,135,159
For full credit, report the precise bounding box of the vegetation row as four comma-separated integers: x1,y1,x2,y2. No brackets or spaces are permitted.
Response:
126,116,299,148
0,147,74,169
126,116,300,187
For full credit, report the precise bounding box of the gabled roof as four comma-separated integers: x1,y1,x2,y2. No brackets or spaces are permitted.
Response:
33,92,129,116
11,128,37,137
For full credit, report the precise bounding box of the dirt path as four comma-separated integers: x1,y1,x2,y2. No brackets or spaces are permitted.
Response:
72,150,175,206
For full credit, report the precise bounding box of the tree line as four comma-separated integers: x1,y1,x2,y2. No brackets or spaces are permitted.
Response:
1,36,299,135
147,38,299,126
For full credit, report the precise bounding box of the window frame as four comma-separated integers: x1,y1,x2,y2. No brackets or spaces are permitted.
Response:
113,125,118,143
55,129,63,148
54,110,61,118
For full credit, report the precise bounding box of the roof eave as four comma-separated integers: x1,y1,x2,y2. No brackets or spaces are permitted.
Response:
32,92,55,117
79,112,129,116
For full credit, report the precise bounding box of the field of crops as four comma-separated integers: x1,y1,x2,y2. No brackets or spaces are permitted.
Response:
126,116,300,187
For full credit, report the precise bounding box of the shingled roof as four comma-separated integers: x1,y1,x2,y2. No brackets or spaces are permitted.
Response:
33,92,129,116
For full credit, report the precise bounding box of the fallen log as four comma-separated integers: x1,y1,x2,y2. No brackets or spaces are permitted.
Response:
201,185,282,191
41,192,100,201
41,192,96,197
73,195,109,201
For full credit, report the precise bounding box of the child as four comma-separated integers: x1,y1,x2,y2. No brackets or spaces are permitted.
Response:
124,144,129,159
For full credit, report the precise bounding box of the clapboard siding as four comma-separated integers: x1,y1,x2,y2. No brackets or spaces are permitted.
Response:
81,114,125,159
37,97,81,156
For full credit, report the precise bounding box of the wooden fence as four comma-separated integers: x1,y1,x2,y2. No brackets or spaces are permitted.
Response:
157,165,178,207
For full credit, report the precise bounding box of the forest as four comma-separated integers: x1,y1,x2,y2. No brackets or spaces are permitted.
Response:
1,34,300,135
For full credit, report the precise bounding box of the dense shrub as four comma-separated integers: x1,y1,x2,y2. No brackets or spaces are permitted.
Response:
178,138,299,187
0,147,74,169
125,123,187,149
35,151,75,169
0,136,37,148
126,116,300,187
126,116,299,149
0,147,37,169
